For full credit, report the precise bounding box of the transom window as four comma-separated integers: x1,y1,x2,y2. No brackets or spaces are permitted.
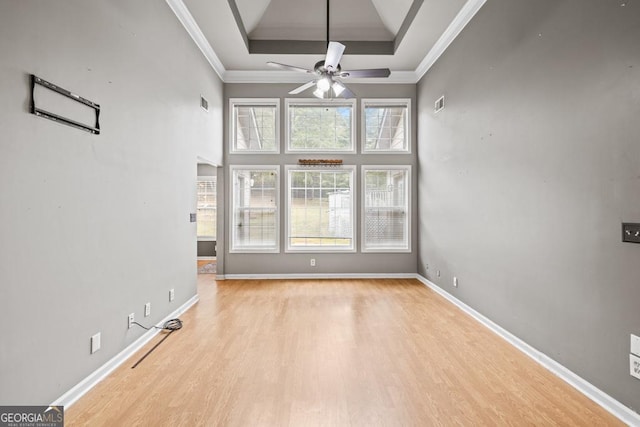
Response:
230,99,279,153
362,99,410,153
230,166,279,252
286,99,356,152
362,166,411,252
286,166,356,252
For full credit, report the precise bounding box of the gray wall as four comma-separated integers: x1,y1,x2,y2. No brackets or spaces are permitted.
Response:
197,164,217,177
417,0,640,412
222,84,417,276
0,1,223,403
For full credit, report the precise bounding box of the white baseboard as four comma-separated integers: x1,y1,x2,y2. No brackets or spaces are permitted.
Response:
415,275,640,426
222,273,416,280
51,294,199,409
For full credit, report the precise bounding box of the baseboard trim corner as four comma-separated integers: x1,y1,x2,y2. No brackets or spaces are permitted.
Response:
415,274,640,426
51,294,199,409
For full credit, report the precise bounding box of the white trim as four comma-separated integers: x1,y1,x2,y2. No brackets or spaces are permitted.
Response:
361,99,412,154
229,98,281,154
196,155,219,167
415,274,640,427
224,273,416,280
229,165,281,253
224,70,418,84
165,0,225,80
197,237,216,242
415,0,487,80
284,98,357,153
51,294,199,409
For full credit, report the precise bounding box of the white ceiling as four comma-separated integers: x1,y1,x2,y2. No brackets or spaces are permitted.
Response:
166,0,486,83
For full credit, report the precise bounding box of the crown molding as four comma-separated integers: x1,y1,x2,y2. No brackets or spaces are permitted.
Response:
167,0,487,85
165,0,226,80
415,0,487,80
223,70,418,84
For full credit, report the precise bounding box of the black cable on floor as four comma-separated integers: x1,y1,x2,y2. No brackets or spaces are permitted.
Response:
130,319,183,368
132,318,183,331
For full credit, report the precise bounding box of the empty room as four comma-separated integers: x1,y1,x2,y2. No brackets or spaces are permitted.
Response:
1,0,639,425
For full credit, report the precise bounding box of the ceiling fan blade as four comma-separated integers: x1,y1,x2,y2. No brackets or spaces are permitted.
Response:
267,62,312,73
340,68,391,78
289,80,317,95
324,41,345,71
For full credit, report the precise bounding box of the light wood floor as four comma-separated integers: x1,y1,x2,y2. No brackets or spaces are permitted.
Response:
67,277,622,426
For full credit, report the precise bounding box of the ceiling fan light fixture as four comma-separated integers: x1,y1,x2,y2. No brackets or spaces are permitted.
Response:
317,77,332,92
265,0,390,99
313,88,326,99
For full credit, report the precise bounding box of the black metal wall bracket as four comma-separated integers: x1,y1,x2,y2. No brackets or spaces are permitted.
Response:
622,223,640,244
30,74,101,134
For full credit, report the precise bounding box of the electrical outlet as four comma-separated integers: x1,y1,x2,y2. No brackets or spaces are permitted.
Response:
144,302,151,317
622,223,640,243
630,354,640,380
453,276,458,287
90,333,101,354
310,258,316,267
128,313,134,329
437,270,441,277
631,334,640,357
169,289,175,302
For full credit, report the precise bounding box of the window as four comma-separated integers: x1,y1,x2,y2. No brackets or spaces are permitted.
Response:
362,166,411,252
286,166,356,252
230,99,279,153
196,177,216,239
362,99,410,153
230,166,279,252
286,99,356,152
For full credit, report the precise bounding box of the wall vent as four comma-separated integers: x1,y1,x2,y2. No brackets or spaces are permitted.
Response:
434,95,444,113
200,95,209,112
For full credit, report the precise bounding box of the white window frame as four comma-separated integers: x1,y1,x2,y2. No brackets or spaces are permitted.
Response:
285,164,357,253
229,165,280,253
285,98,357,153
361,165,411,253
361,98,411,154
229,98,280,154
196,175,217,241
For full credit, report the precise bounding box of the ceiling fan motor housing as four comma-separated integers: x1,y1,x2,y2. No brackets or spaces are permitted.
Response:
314,60,341,75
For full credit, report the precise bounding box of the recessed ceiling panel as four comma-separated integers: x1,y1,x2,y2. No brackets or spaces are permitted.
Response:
181,0,471,72
248,0,394,42
235,0,272,34
370,0,414,35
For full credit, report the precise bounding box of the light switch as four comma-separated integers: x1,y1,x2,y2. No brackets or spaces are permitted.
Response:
91,333,101,354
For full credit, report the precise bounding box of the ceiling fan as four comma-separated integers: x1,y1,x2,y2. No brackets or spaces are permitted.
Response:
266,0,391,99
